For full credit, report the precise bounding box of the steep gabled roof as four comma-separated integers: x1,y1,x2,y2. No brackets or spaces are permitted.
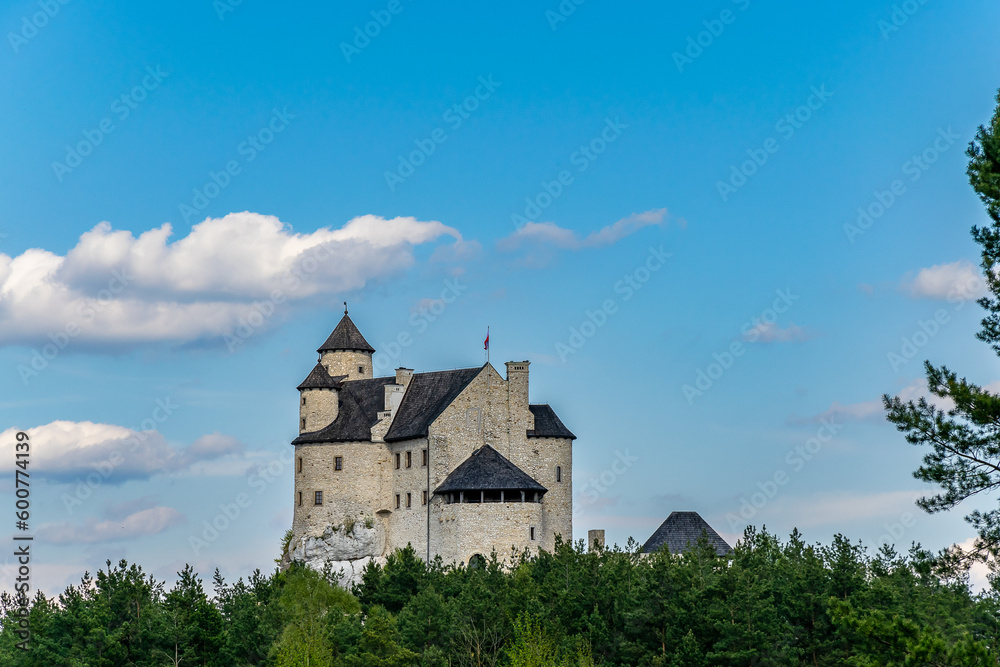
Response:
292,377,396,444
640,511,732,557
384,366,484,442
434,445,547,494
296,364,346,390
527,404,576,439
317,313,375,353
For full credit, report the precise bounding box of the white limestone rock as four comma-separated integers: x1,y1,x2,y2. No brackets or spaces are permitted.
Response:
288,521,385,588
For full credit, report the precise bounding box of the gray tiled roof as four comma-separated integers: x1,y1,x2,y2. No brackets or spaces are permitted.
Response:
384,366,483,442
434,445,547,495
317,314,375,353
292,376,397,444
292,366,483,445
296,363,346,390
527,404,576,439
640,511,732,556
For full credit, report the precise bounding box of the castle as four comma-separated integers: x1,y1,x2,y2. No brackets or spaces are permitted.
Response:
287,309,576,580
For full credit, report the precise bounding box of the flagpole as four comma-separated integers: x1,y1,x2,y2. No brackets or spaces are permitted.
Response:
486,326,489,365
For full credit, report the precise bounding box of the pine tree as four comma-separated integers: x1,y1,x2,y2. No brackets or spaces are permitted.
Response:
884,88,1000,570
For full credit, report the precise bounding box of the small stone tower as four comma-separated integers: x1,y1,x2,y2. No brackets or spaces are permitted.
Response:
317,304,375,381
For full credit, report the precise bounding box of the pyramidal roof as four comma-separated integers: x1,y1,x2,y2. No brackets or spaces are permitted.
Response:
640,511,732,557
317,311,375,353
434,445,547,495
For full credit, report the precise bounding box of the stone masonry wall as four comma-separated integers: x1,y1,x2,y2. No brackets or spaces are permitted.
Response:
320,350,373,380
299,388,339,433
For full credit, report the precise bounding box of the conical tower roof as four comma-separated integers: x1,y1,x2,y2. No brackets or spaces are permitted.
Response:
317,308,375,353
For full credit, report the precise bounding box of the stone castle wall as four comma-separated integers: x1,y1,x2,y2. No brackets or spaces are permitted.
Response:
320,350,372,380
291,349,574,568
299,388,339,433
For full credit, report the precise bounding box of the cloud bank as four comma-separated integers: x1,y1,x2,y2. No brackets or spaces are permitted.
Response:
0,212,464,346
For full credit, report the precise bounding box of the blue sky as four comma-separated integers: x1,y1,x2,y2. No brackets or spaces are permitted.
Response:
2,0,999,593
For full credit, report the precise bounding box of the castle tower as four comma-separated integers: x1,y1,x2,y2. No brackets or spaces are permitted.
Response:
317,306,375,381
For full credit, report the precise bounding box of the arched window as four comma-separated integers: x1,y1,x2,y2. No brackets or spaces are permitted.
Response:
468,554,485,570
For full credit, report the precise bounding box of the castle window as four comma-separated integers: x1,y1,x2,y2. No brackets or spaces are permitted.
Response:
406,492,412,508
530,526,536,541
422,490,428,505
395,494,401,509
422,449,427,466
300,418,306,431
556,466,562,482
406,451,412,468
395,453,401,469
297,457,302,473
301,396,306,405
334,456,343,471
298,491,302,506
314,491,323,505
358,365,364,374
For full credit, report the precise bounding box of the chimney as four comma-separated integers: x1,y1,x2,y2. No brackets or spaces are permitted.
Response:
588,529,605,553
395,367,413,387
505,361,532,430
384,384,404,415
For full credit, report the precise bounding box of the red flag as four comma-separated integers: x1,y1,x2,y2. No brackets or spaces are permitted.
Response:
484,328,489,350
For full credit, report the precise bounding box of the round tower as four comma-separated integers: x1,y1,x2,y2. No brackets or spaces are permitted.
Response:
317,305,375,381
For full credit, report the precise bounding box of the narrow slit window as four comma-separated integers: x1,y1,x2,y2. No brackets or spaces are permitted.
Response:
395,452,401,469
406,492,412,508
422,449,428,466
556,466,562,482
406,451,412,468
530,526,536,541
334,456,343,471
297,491,302,506
422,490,428,505
300,418,306,431
395,494,401,509
297,457,302,473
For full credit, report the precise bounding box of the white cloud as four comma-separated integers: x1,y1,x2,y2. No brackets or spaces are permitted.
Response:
37,505,184,544
901,260,985,300
760,490,920,530
0,212,465,346
742,322,815,343
797,377,962,425
0,421,246,482
498,208,669,251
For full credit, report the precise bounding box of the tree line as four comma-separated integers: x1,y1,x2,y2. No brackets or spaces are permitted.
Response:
1,528,999,666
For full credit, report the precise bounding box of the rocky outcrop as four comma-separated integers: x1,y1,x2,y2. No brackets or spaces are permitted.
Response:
285,521,385,588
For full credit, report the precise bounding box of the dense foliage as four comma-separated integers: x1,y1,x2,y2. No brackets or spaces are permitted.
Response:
2,530,999,666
